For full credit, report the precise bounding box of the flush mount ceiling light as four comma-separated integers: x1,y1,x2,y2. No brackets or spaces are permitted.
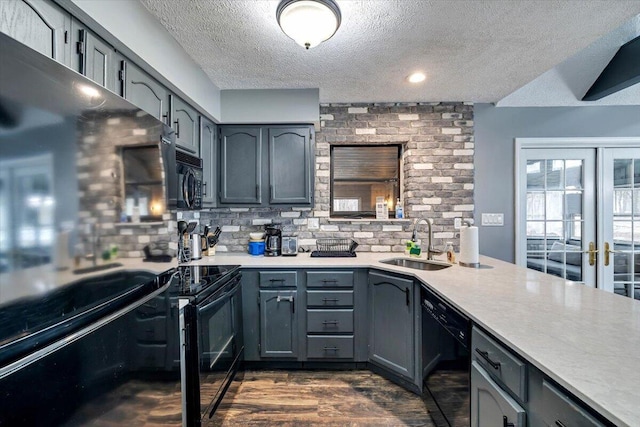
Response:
407,72,426,83
276,0,341,50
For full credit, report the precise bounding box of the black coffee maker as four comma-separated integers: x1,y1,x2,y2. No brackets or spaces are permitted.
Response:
264,223,282,257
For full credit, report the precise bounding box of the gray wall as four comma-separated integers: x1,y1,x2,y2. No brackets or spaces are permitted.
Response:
474,103,640,262
221,89,320,125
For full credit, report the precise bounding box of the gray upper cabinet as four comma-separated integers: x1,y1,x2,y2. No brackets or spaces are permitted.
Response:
200,116,218,207
219,127,263,205
120,60,169,124
268,126,313,205
259,289,298,358
471,360,527,427
0,0,71,65
171,95,199,154
218,125,314,207
70,21,117,92
368,271,414,380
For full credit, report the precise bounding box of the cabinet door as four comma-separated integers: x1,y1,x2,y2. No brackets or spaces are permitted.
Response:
259,290,298,358
121,60,169,123
368,271,414,379
171,95,199,154
219,126,263,205
71,22,117,92
0,0,71,65
471,361,526,427
200,116,217,207
268,126,313,205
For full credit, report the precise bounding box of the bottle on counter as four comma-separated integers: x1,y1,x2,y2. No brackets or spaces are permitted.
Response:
445,241,455,264
395,198,403,219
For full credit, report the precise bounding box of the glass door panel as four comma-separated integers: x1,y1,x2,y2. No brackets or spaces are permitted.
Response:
603,149,640,300
519,149,596,285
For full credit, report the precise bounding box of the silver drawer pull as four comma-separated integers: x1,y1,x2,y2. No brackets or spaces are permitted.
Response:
555,421,567,427
322,298,339,303
322,320,339,325
322,279,338,284
323,347,339,352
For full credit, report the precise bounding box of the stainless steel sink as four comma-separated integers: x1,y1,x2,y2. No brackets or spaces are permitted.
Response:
379,258,451,271
73,262,124,275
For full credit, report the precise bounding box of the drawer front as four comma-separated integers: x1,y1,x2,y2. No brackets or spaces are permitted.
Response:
472,327,528,402
307,335,354,359
135,318,167,342
307,290,354,307
306,271,354,288
540,380,605,427
259,271,297,288
307,309,354,333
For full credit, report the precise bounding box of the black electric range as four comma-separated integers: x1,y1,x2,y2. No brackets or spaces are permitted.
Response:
177,264,244,427
176,264,241,300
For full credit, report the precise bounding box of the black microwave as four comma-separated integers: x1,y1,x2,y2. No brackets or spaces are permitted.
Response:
176,150,203,210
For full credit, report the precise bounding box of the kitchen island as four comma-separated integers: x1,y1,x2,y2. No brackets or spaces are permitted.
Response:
186,252,640,427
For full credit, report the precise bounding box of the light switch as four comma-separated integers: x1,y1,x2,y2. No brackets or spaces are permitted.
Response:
454,218,462,229
481,213,504,226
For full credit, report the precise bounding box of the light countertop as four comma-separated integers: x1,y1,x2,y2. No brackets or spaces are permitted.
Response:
189,252,640,427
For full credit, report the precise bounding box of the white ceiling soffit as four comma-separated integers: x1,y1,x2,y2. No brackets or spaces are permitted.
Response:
498,14,640,107
139,0,640,104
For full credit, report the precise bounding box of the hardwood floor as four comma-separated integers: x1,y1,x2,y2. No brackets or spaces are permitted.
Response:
63,370,448,426
212,370,434,427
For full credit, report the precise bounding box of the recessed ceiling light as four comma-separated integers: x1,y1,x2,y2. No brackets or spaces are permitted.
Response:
407,72,426,83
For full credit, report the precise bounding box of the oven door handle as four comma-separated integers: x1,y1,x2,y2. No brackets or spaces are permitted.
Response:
197,276,241,313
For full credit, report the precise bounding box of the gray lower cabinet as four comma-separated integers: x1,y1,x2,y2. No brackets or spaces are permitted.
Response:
200,116,217,207
171,95,199,154
471,360,527,427
71,21,117,92
259,289,298,358
368,271,414,379
120,60,170,124
218,125,314,207
0,0,71,66
538,380,605,427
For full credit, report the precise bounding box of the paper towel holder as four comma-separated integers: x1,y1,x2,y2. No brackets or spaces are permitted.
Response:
459,218,480,268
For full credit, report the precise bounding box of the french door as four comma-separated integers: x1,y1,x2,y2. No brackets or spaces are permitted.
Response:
517,139,640,300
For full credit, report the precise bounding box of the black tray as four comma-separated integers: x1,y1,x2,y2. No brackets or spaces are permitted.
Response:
310,251,357,258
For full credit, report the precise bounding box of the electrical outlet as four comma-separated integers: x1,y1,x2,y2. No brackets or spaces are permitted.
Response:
454,218,462,229
481,213,504,226
308,218,320,231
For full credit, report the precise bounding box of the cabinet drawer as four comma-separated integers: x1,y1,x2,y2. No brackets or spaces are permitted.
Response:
472,327,527,402
135,318,167,342
307,290,354,307
539,380,605,427
259,271,297,288
135,295,167,318
306,271,354,288
307,309,354,333
307,335,354,359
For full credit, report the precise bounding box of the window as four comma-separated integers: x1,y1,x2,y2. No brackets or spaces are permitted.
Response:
330,145,401,218
122,146,164,221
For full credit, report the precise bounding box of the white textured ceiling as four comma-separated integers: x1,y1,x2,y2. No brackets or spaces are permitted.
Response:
138,0,640,104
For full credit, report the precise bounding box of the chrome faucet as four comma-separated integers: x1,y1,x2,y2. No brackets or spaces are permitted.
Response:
412,218,443,260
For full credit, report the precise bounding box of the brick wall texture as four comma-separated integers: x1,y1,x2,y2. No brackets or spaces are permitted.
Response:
188,102,474,254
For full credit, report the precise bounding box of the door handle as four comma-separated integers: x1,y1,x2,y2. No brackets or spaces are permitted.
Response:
583,241,598,266
604,242,619,267
174,118,180,138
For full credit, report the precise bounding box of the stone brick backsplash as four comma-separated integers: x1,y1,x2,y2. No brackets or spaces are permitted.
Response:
189,102,474,254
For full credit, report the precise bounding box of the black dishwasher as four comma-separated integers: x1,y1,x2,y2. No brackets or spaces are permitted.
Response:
421,285,471,427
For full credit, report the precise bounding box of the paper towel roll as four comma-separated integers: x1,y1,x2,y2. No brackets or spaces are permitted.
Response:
459,225,479,266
